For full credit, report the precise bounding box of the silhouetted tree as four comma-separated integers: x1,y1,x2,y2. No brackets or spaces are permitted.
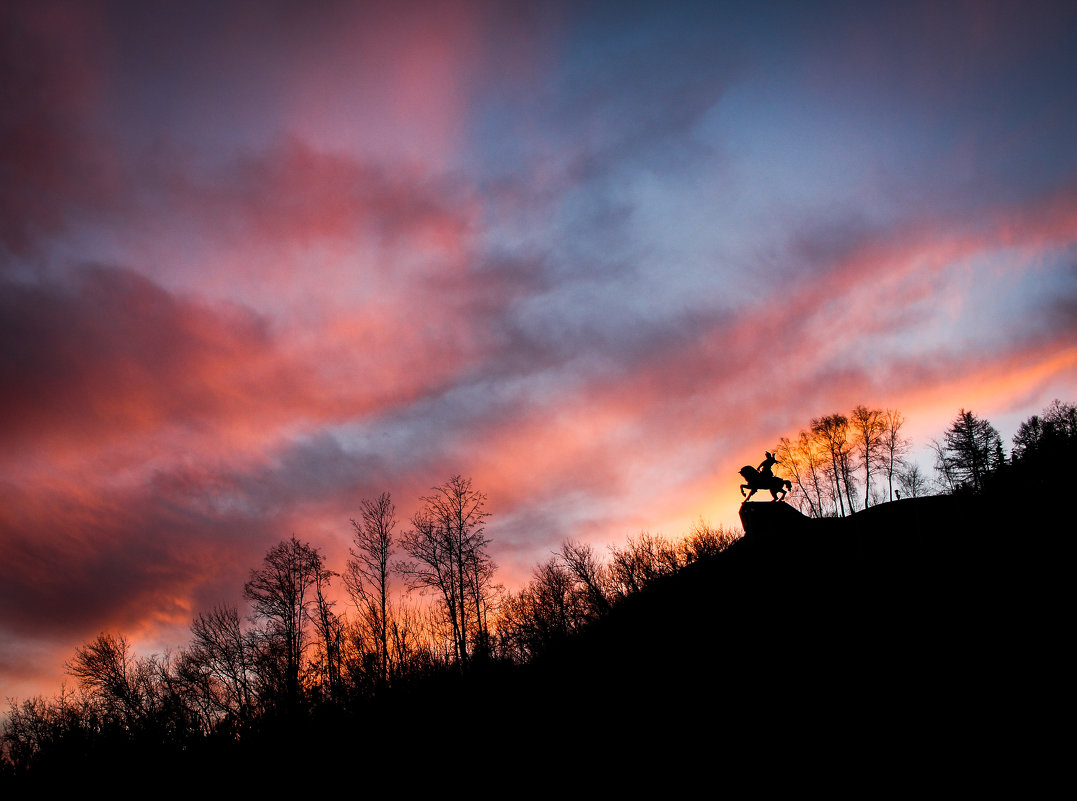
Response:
179,604,256,728
398,476,494,669
878,408,910,502
2,686,94,774
497,558,585,661
682,519,740,559
344,492,397,685
777,430,829,516
1011,399,1077,465
778,405,912,514
558,539,612,617
851,405,884,509
606,532,683,600
812,413,855,515
898,463,928,498
243,536,328,710
496,522,739,663
63,632,203,748
929,437,957,493
939,409,1004,493
309,559,344,699
66,633,153,725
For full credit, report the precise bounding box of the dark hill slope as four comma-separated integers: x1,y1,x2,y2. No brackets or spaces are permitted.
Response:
224,493,1059,788
479,494,1055,776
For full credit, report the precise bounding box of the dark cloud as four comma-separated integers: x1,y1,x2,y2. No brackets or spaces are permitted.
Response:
222,432,397,519
0,475,269,639
0,265,275,449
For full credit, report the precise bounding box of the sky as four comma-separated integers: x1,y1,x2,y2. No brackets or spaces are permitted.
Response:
2,0,1076,703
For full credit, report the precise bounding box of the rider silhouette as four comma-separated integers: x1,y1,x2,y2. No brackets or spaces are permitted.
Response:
739,451,791,502
758,451,778,478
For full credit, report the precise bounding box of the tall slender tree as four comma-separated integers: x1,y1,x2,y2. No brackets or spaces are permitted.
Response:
345,492,397,685
878,408,910,502
778,430,832,516
812,413,854,516
851,405,883,509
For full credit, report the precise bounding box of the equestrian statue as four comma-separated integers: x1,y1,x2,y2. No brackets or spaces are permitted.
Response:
739,451,792,502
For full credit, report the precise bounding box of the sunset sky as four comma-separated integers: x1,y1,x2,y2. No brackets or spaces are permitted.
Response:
3,0,1076,703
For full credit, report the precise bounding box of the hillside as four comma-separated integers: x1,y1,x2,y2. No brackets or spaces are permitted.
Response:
465,492,1054,781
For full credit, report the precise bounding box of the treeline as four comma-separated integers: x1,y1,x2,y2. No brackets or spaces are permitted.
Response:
775,399,1076,517
0,475,738,779
498,523,737,663
941,399,1077,497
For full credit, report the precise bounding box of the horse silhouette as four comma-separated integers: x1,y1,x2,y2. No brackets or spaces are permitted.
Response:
739,466,792,502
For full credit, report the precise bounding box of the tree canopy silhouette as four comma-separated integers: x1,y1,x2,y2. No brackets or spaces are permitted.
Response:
938,409,1005,493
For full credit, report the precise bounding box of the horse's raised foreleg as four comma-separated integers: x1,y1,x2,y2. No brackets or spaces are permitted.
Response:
742,485,757,503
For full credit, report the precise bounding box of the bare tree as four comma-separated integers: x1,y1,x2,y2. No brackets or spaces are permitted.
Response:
878,409,911,502
243,535,327,708
398,476,494,669
779,406,910,513
777,432,829,516
344,492,397,685
2,685,93,772
812,414,855,516
182,604,256,725
851,404,884,509
386,600,427,681
496,558,584,662
308,559,343,699
930,437,958,493
63,633,203,741
66,632,152,724
898,463,928,498
558,540,611,617
606,532,682,600
682,518,740,559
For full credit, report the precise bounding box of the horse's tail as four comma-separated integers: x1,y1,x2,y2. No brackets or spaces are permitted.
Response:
784,479,792,490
